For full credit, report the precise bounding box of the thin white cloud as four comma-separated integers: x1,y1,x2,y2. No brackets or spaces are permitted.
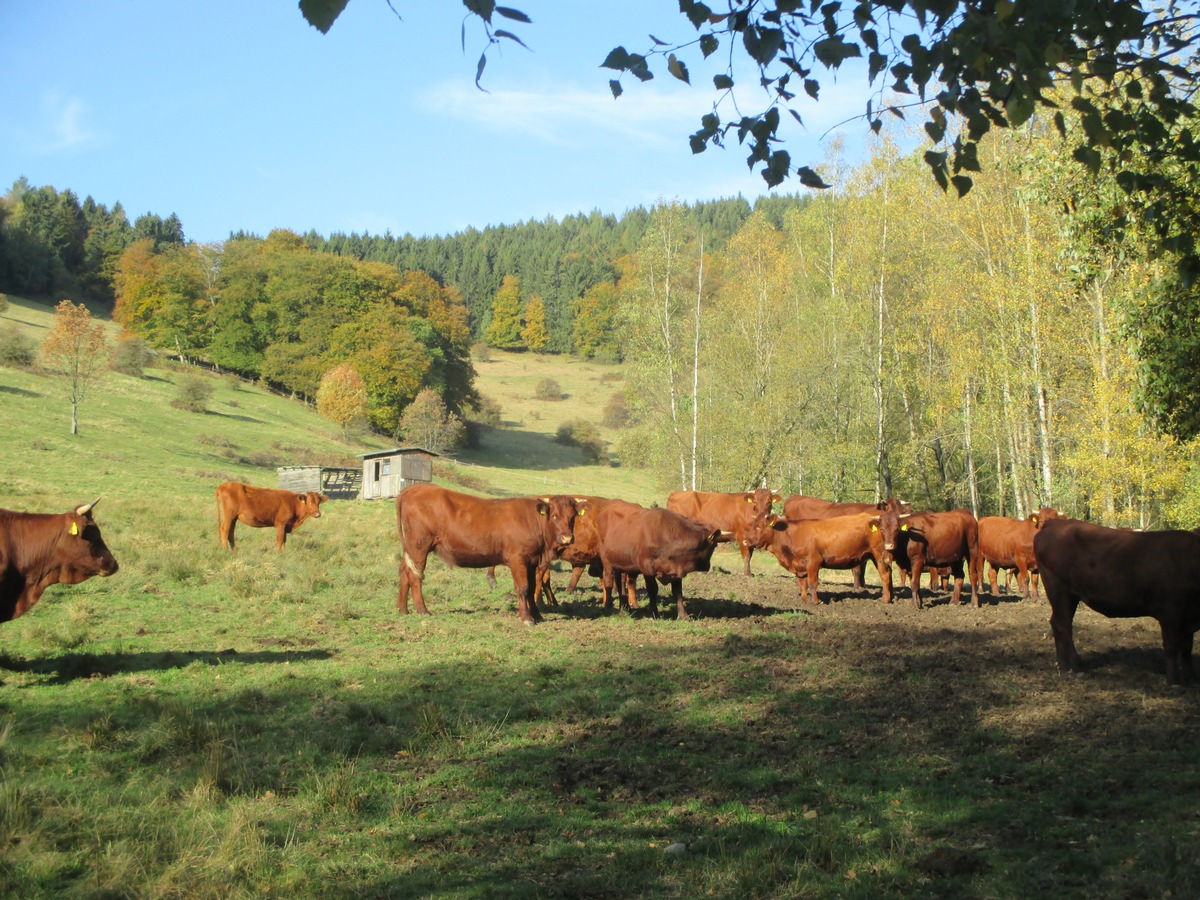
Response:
417,79,706,146
10,92,99,154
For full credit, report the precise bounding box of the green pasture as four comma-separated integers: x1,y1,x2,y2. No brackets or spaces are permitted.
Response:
2,295,1199,898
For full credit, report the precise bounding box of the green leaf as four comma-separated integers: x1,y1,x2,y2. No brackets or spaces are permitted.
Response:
298,0,350,34
494,6,531,23
700,34,719,58
462,0,496,23
609,79,623,99
1073,144,1102,174
601,47,630,71
475,51,488,89
493,30,530,50
803,78,819,99
950,175,973,197
680,0,713,29
813,36,861,69
667,54,690,84
796,166,831,189
714,74,734,90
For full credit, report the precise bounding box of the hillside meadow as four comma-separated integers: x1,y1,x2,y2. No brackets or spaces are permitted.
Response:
2,295,1200,898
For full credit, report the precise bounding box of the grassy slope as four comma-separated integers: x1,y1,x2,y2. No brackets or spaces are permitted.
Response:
2,295,1198,899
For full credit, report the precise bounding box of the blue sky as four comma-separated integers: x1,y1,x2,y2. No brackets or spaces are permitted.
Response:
1,2,877,244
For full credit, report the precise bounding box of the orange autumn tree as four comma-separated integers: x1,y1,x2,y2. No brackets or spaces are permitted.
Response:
42,300,108,435
317,363,368,435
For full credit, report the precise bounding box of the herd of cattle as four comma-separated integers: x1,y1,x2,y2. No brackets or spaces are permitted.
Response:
2,482,1199,685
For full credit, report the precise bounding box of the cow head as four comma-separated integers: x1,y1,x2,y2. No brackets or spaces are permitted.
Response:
746,512,784,549
301,492,328,518
873,500,911,553
59,498,119,584
1030,507,1061,529
537,495,578,547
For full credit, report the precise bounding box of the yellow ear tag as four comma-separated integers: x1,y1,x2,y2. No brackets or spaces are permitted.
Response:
578,507,586,516
901,523,909,531
870,524,878,532
745,496,753,503
70,522,79,536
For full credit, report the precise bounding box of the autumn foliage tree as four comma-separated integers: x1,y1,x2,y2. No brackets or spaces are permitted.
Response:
521,294,550,352
399,388,465,455
41,300,108,435
484,274,523,349
317,363,368,435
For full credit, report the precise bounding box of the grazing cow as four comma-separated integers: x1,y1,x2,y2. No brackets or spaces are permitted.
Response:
877,505,982,609
216,482,327,552
666,488,780,576
782,495,910,589
0,499,119,622
396,483,582,625
749,511,893,605
595,500,722,619
1034,518,1200,685
978,507,1061,599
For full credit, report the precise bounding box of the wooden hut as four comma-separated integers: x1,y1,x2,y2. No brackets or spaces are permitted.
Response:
358,447,437,500
277,465,362,500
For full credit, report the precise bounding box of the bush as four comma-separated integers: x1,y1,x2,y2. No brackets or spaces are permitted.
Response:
534,377,563,401
0,323,37,368
172,374,214,413
110,335,155,376
465,394,502,427
555,419,607,465
602,392,631,429
0,293,8,314
472,342,492,362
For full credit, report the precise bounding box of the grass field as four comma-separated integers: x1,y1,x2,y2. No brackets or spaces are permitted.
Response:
2,294,1199,898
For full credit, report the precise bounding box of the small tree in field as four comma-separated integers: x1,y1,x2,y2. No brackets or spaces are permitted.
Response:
399,388,465,455
521,294,550,352
317,363,368,435
41,300,108,435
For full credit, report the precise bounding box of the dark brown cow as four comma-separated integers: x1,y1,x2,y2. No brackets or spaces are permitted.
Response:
0,499,119,622
486,495,615,607
595,500,721,619
1035,518,1200,685
749,511,893,605
396,483,582,625
877,505,982,609
216,482,327,552
666,488,780,576
782,495,910,589
978,507,1061,599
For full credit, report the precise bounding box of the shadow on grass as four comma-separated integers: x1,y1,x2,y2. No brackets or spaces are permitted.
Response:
205,410,266,424
0,384,40,398
0,647,333,684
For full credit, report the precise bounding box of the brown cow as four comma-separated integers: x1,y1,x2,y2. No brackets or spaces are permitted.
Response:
877,505,982,609
1034,518,1200,685
486,495,615,607
0,499,119,622
595,500,722,619
749,511,894,605
666,488,780,576
396,483,582,625
216,482,327,552
978,507,1061,599
782,495,910,589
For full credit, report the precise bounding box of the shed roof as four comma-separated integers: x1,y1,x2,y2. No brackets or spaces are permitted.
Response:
357,447,440,460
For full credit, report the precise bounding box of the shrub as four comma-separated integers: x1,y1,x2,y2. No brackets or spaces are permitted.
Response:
172,374,214,413
0,324,36,368
465,394,502,427
534,378,563,401
0,293,8,314
110,335,155,376
472,342,491,362
555,419,607,465
602,392,631,429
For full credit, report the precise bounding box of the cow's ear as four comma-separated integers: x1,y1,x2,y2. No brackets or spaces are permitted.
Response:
536,500,550,517
1031,514,1039,525
900,523,909,532
771,492,782,503
870,522,879,533
69,521,79,536
745,496,754,503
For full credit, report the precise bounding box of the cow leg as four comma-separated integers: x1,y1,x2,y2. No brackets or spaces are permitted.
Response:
218,512,236,551
275,522,288,552
1017,563,1031,600
850,563,866,590
1048,595,1083,673
1179,629,1196,684
600,564,617,611
1159,624,1191,686
567,565,585,592
671,579,690,620
805,561,821,605
741,544,753,577
510,561,542,625
643,577,660,618
486,566,499,591
398,548,432,615
1031,571,1040,597
909,561,924,609
536,564,558,607
624,574,641,610
877,556,893,604
986,563,998,594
